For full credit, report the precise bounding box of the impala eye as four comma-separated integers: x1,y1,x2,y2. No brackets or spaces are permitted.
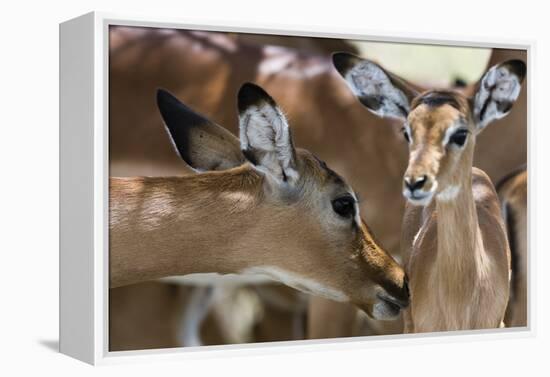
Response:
332,195,356,218
449,129,468,146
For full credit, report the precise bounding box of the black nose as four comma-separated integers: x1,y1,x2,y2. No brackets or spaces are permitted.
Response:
377,275,411,310
395,277,410,307
405,175,427,191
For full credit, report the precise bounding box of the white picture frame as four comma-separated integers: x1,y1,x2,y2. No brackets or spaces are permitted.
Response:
59,11,535,365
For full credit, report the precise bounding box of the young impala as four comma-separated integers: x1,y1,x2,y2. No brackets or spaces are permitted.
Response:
333,53,526,332
109,83,410,320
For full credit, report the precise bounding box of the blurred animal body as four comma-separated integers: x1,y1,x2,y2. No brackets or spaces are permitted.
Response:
333,53,526,332
498,166,527,327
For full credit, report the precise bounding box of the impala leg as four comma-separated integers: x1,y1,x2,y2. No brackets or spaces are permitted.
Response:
177,286,215,347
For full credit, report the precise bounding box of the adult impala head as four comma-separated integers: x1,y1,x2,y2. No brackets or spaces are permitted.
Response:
333,53,526,206
150,83,409,319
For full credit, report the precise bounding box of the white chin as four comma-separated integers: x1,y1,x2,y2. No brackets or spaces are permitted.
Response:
403,191,434,206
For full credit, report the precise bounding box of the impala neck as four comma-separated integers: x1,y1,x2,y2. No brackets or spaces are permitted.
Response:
109,166,270,288
434,162,485,284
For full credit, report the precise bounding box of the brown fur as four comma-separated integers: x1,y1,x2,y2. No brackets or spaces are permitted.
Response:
109,282,189,351
110,150,408,317
108,28,526,342
401,96,511,332
498,167,527,327
402,168,510,331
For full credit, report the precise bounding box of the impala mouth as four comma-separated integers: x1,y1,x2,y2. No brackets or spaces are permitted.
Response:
372,292,409,320
378,292,408,309
403,189,434,206
403,179,438,206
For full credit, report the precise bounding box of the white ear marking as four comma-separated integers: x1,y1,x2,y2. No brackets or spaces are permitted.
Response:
333,53,412,120
345,60,410,119
239,100,299,185
473,61,525,130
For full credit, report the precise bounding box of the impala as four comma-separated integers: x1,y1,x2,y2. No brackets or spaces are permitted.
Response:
497,166,527,327
109,83,410,319
108,27,527,343
333,52,526,331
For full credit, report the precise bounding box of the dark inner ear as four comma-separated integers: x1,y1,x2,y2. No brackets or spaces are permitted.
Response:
157,89,244,171
358,95,385,113
241,149,259,166
471,59,526,128
358,94,409,119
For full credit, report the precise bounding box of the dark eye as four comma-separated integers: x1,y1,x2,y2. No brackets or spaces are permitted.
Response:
449,129,468,146
332,195,356,218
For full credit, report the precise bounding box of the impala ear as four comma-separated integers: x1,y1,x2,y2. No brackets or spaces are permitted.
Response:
157,89,244,172
332,52,417,120
237,83,299,185
471,60,526,131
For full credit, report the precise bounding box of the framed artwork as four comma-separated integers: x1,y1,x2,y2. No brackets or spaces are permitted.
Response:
60,12,531,365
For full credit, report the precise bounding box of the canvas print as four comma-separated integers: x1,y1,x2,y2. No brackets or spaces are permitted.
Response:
108,25,527,351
